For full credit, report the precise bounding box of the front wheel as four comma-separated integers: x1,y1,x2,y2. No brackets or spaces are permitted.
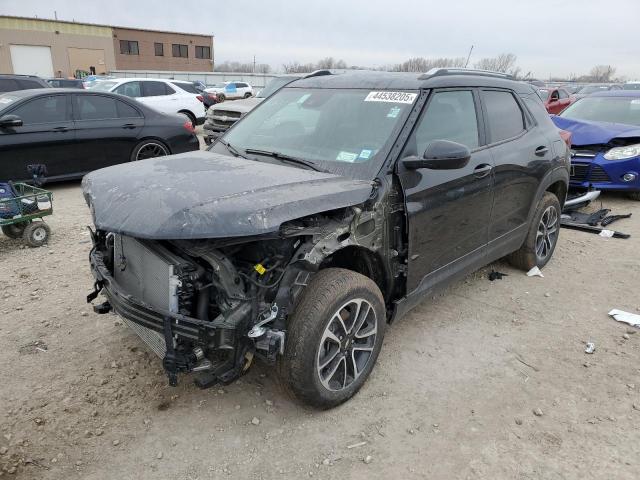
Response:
23,221,50,248
507,192,561,270
217,93,225,102
278,268,386,409
244,92,252,99
627,191,640,201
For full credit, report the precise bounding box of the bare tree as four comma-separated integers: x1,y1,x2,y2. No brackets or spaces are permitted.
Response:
474,53,518,74
589,65,616,83
391,56,466,72
216,61,271,74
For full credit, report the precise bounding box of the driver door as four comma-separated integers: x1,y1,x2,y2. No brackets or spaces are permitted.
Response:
397,89,494,293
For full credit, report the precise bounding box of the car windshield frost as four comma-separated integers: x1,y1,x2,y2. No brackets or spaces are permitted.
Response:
220,87,415,179
88,81,119,92
559,96,640,126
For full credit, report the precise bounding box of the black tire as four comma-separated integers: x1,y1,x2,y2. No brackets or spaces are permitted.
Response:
130,140,170,162
278,268,386,409
627,191,640,201
22,221,50,248
244,92,252,99
217,93,226,102
507,192,561,271
2,222,27,239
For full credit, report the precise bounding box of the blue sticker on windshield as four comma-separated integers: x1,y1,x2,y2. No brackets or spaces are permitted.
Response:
359,149,372,159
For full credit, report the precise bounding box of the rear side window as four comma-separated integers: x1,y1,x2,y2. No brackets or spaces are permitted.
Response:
116,100,142,118
77,95,118,120
12,95,68,124
404,90,479,156
18,79,45,90
172,82,198,94
559,89,569,99
483,90,525,143
143,81,174,96
0,79,19,92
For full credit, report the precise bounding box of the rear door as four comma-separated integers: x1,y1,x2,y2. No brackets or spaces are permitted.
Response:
139,81,177,114
0,93,75,180
481,89,551,246
73,93,144,172
397,88,494,293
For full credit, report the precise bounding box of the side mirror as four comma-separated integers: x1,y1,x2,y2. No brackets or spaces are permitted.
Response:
402,140,471,170
0,114,23,128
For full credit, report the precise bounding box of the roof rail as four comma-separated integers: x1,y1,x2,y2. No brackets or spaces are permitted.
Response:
418,68,514,80
303,69,332,79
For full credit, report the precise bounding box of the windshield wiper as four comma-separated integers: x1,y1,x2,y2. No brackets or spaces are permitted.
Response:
244,148,326,172
217,138,247,159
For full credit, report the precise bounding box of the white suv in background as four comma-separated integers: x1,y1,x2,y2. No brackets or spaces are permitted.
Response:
89,78,206,126
204,81,253,101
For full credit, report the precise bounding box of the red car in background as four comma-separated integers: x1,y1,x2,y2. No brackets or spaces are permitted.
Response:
538,87,574,114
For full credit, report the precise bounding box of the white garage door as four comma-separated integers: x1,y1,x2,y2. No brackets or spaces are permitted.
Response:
10,45,54,77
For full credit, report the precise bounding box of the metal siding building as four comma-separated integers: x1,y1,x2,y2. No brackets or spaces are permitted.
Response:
0,16,213,78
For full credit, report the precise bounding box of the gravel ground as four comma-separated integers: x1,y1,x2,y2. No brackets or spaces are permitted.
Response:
1,172,639,479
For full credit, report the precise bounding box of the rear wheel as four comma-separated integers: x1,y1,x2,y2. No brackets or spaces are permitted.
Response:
278,268,386,409
217,93,225,102
130,140,169,162
244,92,252,99
507,192,561,270
2,222,27,239
23,221,50,248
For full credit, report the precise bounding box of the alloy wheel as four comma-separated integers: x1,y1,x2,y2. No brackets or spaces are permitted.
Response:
535,205,559,261
316,298,378,392
136,142,169,161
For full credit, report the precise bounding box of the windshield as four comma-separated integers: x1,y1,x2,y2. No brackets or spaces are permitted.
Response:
622,83,640,90
257,77,296,98
219,87,416,179
88,81,118,91
537,89,550,101
559,96,640,126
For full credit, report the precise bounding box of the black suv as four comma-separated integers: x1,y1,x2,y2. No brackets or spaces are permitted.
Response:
0,74,50,93
85,69,569,408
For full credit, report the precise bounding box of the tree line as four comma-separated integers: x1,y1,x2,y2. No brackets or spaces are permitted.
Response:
215,54,623,83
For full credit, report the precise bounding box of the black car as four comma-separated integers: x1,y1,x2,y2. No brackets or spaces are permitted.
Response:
0,74,50,93
46,78,85,89
84,69,569,408
0,89,200,182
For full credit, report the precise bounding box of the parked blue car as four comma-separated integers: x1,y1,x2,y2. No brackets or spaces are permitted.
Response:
551,91,640,200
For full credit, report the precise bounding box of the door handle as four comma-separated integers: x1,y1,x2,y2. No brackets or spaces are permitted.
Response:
122,123,137,129
473,164,493,178
535,146,549,156
51,126,69,132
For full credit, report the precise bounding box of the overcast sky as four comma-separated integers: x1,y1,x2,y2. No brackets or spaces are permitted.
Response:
3,0,639,79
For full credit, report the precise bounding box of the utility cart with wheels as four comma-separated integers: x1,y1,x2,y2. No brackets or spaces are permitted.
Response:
0,182,53,247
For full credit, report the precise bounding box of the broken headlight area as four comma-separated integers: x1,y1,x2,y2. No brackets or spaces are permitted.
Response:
87,229,310,388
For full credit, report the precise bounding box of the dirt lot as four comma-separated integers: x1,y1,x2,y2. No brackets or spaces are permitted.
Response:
1,178,639,479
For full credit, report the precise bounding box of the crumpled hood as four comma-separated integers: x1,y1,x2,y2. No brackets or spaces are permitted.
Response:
82,151,373,240
552,116,640,146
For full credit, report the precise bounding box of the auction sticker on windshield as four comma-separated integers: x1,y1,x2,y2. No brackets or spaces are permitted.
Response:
365,91,417,104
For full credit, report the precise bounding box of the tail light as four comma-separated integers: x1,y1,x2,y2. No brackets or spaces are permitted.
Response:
196,95,204,103
183,121,195,133
559,129,572,149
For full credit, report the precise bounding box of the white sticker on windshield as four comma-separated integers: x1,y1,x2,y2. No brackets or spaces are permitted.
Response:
359,149,372,159
336,151,358,162
631,99,640,104
365,91,417,104
387,106,401,118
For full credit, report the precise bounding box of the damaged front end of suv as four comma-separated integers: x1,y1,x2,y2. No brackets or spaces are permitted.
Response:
83,152,401,390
